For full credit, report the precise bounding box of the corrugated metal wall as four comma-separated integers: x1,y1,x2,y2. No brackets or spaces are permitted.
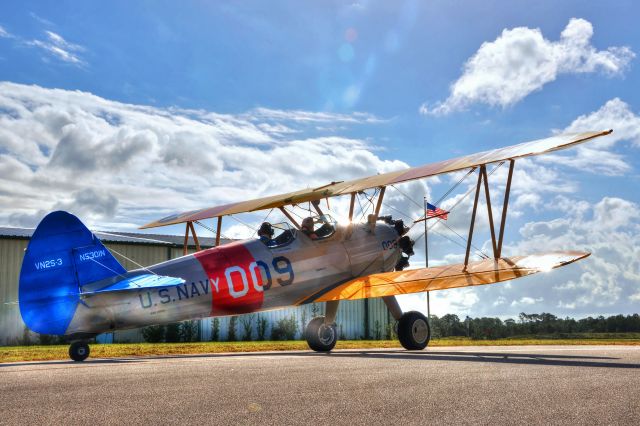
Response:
0,239,28,345
198,298,393,342
0,237,393,345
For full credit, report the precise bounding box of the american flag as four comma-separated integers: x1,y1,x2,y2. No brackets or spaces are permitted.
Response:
426,202,448,220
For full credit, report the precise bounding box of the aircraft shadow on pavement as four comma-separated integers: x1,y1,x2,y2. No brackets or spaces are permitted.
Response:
2,349,638,369
124,349,639,370
305,349,640,369
0,358,140,368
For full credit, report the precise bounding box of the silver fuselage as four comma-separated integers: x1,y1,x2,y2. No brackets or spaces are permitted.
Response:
66,223,401,336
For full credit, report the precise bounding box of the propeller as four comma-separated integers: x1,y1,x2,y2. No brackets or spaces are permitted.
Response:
379,215,415,271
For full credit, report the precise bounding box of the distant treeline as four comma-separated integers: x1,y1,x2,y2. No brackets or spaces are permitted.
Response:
429,313,640,340
11,312,640,345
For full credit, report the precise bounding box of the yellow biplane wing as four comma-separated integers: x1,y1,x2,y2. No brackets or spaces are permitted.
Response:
140,130,611,229
302,251,589,303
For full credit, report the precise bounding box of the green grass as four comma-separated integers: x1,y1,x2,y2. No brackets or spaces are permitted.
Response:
2,337,639,363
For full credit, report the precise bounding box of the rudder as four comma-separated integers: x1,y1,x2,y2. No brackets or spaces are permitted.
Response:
19,211,126,335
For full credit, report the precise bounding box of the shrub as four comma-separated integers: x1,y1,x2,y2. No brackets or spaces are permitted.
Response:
180,320,198,342
142,325,165,343
165,323,181,342
271,315,298,340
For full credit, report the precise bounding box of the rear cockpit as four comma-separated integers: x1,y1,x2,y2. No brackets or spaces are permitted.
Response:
258,221,297,248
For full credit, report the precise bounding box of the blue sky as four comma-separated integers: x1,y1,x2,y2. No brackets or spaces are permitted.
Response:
1,1,639,319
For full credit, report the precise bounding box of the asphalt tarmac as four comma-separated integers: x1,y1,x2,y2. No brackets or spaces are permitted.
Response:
1,345,639,425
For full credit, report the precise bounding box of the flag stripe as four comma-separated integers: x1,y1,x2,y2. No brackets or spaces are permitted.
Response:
426,203,448,220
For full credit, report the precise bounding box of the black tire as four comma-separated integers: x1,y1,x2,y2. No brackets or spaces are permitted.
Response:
398,311,430,350
305,316,337,352
69,341,90,362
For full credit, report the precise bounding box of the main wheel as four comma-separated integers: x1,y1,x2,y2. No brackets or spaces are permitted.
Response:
398,311,430,350
69,341,90,362
305,316,337,352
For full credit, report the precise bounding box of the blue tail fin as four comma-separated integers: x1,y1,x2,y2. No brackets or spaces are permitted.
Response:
19,211,126,335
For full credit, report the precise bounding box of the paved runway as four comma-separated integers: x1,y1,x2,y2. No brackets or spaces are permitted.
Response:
1,345,639,425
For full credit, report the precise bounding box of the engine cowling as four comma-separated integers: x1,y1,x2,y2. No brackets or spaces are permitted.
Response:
379,215,414,271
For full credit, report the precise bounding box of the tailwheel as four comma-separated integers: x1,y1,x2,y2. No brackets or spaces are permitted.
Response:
69,341,90,362
398,311,430,350
305,316,337,352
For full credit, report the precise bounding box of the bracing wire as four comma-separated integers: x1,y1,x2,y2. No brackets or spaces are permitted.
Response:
386,161,504,261
228,214,257,232
251,208,274,237
194,220,232,242
106,247,158,277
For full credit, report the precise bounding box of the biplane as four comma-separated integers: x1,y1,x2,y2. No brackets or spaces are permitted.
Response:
18,130,612,361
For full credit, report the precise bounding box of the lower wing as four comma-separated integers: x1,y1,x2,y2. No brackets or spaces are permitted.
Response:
306,251,589,303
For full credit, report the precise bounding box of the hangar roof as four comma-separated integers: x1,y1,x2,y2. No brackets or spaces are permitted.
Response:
0,226,231,248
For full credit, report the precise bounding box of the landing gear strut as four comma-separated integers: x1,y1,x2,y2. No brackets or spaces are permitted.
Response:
69,341,90,362
397,311,430,350
305,316,337,352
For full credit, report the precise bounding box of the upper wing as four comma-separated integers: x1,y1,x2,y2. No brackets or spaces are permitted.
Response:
300,251,589,304
140,130,611,229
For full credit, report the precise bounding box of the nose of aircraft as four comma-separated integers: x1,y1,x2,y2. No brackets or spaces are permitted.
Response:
377,215,415,271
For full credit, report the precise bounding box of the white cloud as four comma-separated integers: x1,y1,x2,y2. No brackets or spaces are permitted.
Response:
248,107,384,124
510,296,543,307
0,25,11,38
493,296,507,307
0,82,410,231
413,287,480,318
541,98,640,175
27,31,86,66
421,18,635,115
511,196,640,310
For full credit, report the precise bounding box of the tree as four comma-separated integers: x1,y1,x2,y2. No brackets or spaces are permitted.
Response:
428,315,443,338
240,315,255,341
228,316,237,341
300,308,308,339
256,317,268,341
211,318,220,341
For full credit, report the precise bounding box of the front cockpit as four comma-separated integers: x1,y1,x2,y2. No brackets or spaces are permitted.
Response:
258,214,337,248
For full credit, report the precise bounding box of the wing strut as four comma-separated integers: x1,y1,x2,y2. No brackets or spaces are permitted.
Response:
497,160,515,258
464,168,484,268
182,221,202,255
374,186,386,217
463,160,515,268
215,217,222,247
311,199,324,216
182,222,190,255
279,207,300,228
348,193,356,221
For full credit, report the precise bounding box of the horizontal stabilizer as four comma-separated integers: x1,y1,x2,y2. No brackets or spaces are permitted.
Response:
80,273,185,296
304,251,589,303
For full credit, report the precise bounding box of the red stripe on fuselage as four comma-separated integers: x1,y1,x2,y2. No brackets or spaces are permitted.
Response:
194,241,264,315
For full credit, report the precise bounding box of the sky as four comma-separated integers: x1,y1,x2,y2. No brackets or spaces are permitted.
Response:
1,0,639,320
